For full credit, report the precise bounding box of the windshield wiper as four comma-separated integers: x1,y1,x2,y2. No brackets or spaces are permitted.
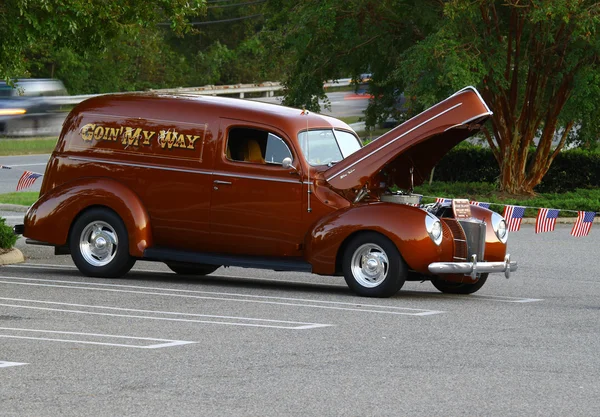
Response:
327,160,340,167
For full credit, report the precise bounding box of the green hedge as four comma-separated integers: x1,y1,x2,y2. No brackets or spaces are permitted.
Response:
0,218,17,249
433,145,600,192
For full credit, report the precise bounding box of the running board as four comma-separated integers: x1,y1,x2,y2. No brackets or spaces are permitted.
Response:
143,247,312,272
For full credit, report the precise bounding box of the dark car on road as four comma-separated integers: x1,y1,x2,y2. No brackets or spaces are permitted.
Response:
0,79,69,137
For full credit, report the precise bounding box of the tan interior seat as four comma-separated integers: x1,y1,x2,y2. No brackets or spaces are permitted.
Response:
245,139,265,163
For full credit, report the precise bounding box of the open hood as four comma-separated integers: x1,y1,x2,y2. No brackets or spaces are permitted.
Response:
324,87,492,191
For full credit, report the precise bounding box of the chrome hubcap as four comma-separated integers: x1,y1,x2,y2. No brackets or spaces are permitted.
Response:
350,243,389,288
79,221,118,267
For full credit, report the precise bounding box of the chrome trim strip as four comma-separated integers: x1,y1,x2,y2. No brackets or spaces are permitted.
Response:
68,156,212,175
443,112,494,132
212,171,301,184
326,102,462,182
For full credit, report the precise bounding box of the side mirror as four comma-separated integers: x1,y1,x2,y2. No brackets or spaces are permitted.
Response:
282,157,298,173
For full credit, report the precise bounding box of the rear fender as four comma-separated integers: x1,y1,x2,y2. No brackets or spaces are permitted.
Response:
305,202,453,275
24,177,152,256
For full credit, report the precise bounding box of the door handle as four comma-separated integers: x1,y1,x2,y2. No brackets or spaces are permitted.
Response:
213,179,232,190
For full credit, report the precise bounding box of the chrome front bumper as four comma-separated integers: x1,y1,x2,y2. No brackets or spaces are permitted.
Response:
428,254,517,279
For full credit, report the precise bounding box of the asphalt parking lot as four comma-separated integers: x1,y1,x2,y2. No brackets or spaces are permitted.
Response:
1,223,599,417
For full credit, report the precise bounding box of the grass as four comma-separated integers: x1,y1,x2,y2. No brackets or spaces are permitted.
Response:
414,181,600,217
0,191,38,206
0,182,597,218
0,137,57,155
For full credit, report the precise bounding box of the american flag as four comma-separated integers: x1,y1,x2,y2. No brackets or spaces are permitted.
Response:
16,170,42,191
502,205,525,232
571,211,596,237
535,208,560,233
470,201,491,209
436,198,452,204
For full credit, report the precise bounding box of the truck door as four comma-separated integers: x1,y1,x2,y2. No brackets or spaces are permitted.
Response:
210,122,304,257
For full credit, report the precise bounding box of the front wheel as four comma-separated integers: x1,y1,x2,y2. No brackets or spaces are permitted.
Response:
69,208,136,278
342,232,407,297
431,273,488,294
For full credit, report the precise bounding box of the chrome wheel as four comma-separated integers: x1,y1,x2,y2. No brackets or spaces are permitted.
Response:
79,221,118,267
350,243,389,288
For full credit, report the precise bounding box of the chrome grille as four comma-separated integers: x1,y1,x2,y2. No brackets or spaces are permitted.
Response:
458,219,486,261
442,218,468,261
442,218,486,262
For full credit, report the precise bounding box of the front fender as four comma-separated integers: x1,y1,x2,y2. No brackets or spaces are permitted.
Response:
305,202,453,275
24,177,152,257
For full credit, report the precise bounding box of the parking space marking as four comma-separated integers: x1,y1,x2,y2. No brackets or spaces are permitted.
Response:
467,294,543,303
0,327,194,349
0,361,28,368
0,276,445,316
0,297,331,330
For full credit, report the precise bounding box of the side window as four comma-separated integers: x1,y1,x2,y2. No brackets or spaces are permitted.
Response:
226,127,292,166
265,133,292,165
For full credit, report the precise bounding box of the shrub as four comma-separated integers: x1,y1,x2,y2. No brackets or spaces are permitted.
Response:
0,217,17,250
433,145,600,192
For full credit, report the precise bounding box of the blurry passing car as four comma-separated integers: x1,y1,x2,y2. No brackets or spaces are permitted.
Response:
0,79,69,137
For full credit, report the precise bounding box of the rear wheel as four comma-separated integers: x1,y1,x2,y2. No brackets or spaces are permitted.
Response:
166,262,220,276
342,232,407,298
69,208,135,277
431,273,488,294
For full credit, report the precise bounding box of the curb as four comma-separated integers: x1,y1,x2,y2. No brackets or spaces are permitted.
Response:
0,248,24,265
0,204,29,213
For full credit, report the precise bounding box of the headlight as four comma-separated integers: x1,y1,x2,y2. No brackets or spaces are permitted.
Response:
425,214,443,246
491,212,508,243
0,108,26,116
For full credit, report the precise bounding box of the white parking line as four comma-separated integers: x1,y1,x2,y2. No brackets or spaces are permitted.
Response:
0,276,444,316
0,297,331,330
0,361,28,368
0,327,194,349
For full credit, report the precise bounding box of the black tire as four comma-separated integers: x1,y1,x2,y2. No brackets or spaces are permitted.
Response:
166,262,220,276
69,208,136,278
342,232,407,297
431,273,488,294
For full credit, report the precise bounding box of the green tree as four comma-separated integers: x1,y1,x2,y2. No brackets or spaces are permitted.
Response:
264,0,600,195
0,0,205,82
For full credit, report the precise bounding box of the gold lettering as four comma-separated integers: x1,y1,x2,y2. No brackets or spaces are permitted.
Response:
107,127,120,142
93,126,105,141
186,135,200,150
122,127,143,147
175,133,186,148
142,130,156,146
159,130,178,149
80,123,95,141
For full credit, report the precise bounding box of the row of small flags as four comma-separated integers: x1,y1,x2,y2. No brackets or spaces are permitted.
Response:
435,197,596,237
1,165,597,237
1,165,43,191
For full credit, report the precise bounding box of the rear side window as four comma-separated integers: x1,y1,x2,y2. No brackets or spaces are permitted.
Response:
226,127,292,165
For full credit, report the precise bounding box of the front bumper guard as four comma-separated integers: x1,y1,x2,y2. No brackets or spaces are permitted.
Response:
428,254,517,280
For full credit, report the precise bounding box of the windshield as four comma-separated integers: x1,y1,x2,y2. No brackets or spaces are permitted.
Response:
298,129,362,166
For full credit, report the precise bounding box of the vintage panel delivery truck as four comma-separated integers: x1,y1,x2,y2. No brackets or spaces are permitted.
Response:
16,86,517,297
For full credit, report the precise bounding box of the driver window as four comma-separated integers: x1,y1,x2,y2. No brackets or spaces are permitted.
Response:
226,128,292,165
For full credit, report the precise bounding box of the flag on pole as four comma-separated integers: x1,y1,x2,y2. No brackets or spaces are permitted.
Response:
571,211,596,237
16,171,42,191
535,208,560,233
502,205,525,232
470,201,491,209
